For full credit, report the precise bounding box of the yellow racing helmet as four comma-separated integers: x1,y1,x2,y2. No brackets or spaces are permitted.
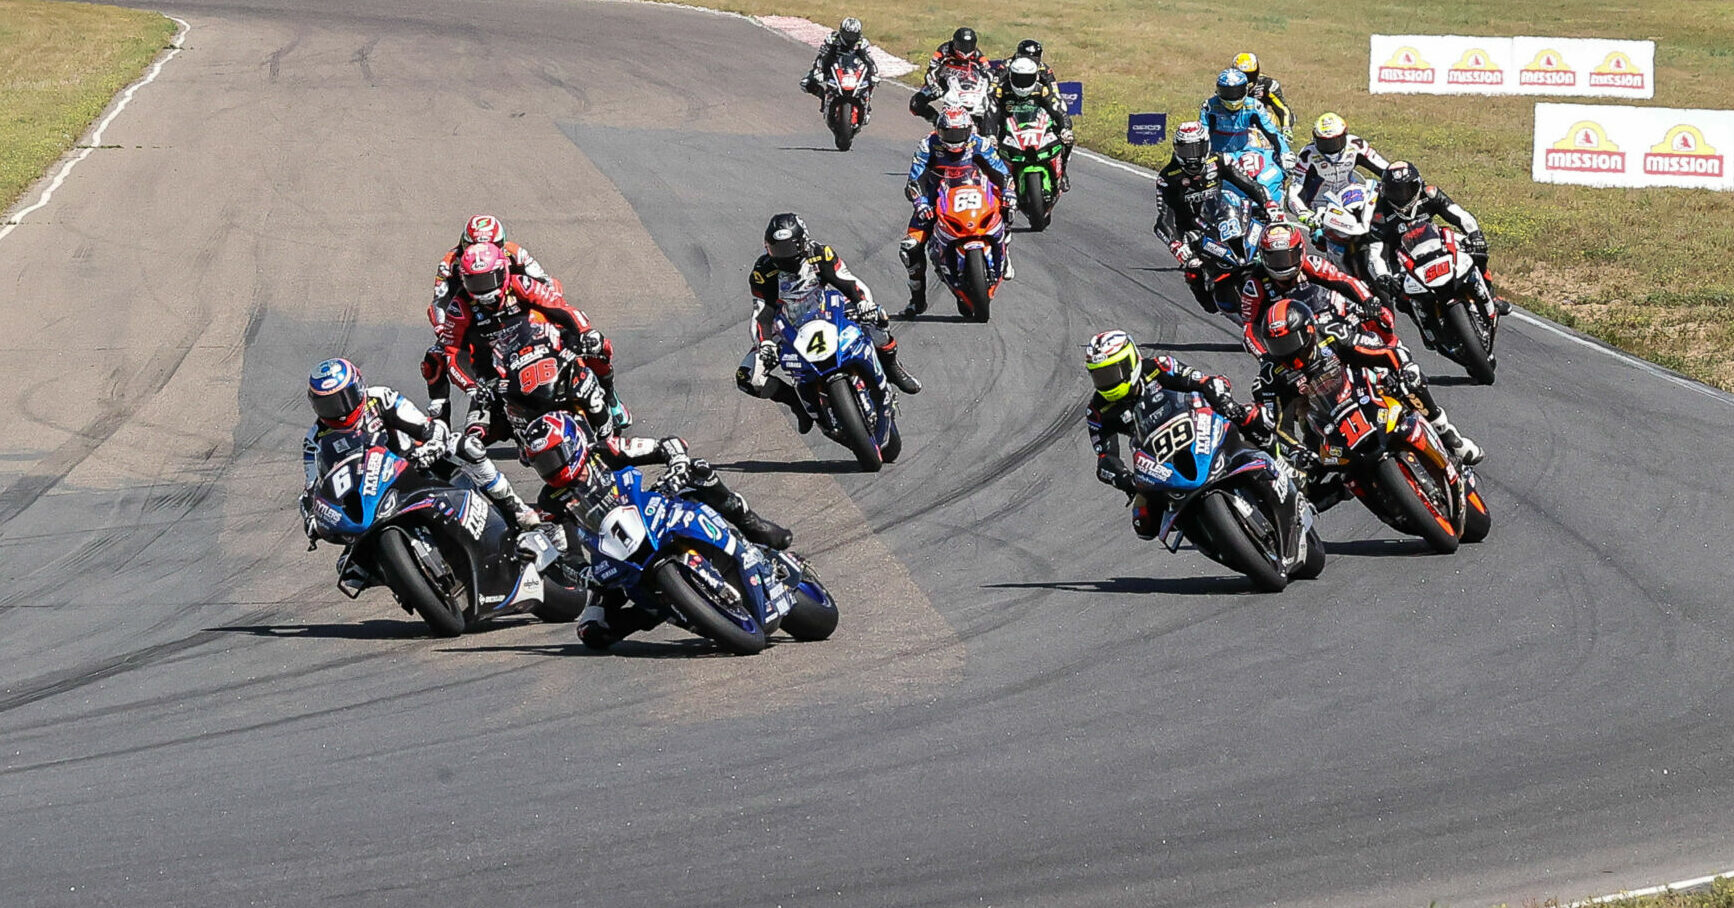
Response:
1233,51,1260,82
1085,330,1141,401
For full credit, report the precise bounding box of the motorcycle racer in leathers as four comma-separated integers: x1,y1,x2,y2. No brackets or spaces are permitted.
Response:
1152,121,1283,311
801,17,880,122
422,216,552,422
519,412,794,649
910,26,993,122
1284,113,1392,224
1239,223,1392,352
994,57,1076,191
300,357,541,534
898,107,1016,318
1084,330,1271,539
740,213,923,435
1365,161,1509,316
1231,52,1294,137
1200,69,1293,168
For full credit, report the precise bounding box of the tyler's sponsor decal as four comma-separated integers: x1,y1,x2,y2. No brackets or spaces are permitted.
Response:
1520,48,1576,87
1378,46,1434,83
1544,121,1624,173
1589,50,1646,90
1446,48,1504,85
1643,124,1723,177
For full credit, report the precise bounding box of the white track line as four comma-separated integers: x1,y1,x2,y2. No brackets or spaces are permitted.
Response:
1568,869,1734,906
0,15,190,244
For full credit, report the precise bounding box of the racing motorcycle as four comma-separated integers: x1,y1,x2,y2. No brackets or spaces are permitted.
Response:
927,168,1009,322
1190,190,1267,320
1310,179,1378,281
303,427,585,637
490,309,615,440
1126,388,1324,592
934,67,996,134
823,47,873,152
999,101,1066,231
1391,222,1500,385
772,286,902,471
1219,146,1287,212
1277,313,1491,554
565,453,839,655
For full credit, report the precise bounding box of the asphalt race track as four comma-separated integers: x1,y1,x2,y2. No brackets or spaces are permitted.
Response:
3,1,1733,905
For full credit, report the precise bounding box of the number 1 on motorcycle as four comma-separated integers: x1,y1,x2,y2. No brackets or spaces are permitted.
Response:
1339,409,1373,447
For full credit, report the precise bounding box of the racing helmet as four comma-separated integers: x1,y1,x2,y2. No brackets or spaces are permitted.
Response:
935,106,974,152
1259,298,1319,363
838,17,862,46
1216,69,1249,110
308,357,366,428
1381,161,1423,210
1259,223,1306,282
1084,330,1142,402
462,214,506,246
764,213,811,271
1312,112,1348,157
1016,39,1044,62
458,242,509,307
951,27,977,56
1233,51,1261,84
1173,121,1210,174
1008,57,1041,97
521,411,595,487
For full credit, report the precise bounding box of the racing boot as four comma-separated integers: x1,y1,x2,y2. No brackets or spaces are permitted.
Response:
898,236,928,319
877,340,922,394
1428,409,1484,465
690,472,794,549
767,379,814,434
598,374,632,431
577,600,663,650
490,486,543,530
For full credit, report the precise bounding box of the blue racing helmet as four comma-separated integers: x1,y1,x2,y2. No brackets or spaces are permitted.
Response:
309,357,365,427
1216,69,1249,110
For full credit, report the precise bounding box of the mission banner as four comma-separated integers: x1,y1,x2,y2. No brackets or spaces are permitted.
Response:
1370,35,1654,98
1533,103,1734,189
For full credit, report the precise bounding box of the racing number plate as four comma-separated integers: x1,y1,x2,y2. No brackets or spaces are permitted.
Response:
1338,408,1374,448
794,320,840,362
1143,415,1197,465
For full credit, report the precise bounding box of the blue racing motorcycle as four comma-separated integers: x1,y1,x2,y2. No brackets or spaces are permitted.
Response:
1127,388,1325,591
565,453,839,655
773,286,902,472
1218,146,1287,213
303,428,585,636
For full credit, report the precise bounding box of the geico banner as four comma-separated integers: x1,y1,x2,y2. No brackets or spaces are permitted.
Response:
1370,35,1653,98
1533,103,1734,189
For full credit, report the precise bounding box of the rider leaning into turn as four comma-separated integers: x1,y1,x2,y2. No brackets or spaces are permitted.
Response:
1151,121,1283,312
910,26,992,122
1200,69,1293,168
1250,297,1484,472
422,215,552,422
1365,160,1509,316
1284,112,1392,223
1239,222,1389,348
519,411,793,649
1231,52,1294,137
739,213,922,434
899,107,1016,318
1084,330,1269,540
435,243,626,442
300,357,542,533
801,17,880,121
992,57,1076,191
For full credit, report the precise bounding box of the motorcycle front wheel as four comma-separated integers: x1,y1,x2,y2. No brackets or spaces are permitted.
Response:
375,527,467,637
1197,491,1288,592
1373,455,1460,554
1020,169,1048,232
779,559,839,642
827,373,882,472
828,98,853,152
654,556,766,655
1443,300,1497,384
964,248,992,322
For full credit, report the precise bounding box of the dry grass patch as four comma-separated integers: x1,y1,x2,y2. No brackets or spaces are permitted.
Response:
0,0,176,212
682,0,1734,388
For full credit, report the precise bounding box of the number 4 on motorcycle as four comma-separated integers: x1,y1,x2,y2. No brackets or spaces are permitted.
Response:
805,332,828,357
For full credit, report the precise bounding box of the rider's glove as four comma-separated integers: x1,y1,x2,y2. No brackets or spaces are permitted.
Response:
660,453,693,492
1096,455,1135,492
411,420,453,469
1238,408,1275,446
577,328,607,357
757,339,779,367
1374,273,1403,300
298,490,320,544
1003,192,1019,213
1279,150,1297,173
914,201,936,223
1263,200,1284,222
1059,128,1075,145
1462,230,1489,255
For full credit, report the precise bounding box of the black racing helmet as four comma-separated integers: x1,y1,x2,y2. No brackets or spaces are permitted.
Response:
838,17,862,46
764,213,810,270
1016,39,1044,62
1382,161,1423,208
951,27,977,55
1259,298,1319,362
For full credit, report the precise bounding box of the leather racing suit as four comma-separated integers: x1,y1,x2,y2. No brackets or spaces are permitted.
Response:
899,132,1015,310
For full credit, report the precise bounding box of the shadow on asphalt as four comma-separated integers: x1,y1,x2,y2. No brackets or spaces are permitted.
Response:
711,458,861,475
899,313,977,324
777,145,846,153
1142,340,1243,353
983,575,1259,596
1427,374,1486,386
211,617,534,640
438,638,793,659
1323,537,1436,557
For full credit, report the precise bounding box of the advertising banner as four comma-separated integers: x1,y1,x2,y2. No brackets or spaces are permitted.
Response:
1533,103,1734,189
1371,35,1653,98
1058,81,1083,117
1127,113,1167,145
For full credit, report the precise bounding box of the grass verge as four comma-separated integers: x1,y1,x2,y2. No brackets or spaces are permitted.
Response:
0,0,176,214
681,0,1734,389
1520,875,1734,907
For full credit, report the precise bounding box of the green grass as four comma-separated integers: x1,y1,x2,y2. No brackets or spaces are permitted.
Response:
1511,875,1734,907
683,0,1734,389
0,0,176,213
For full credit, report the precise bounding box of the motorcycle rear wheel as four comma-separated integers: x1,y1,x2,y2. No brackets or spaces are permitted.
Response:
779,561,839,641
1295,525,1327,580
532,560,588,623
964,248,992,322
653,557,766,655
1198,491,1288,592
1020,170,1048,232
1374,455,1460,554
376,528,467,637
1461,475,1492,544
1443,301,1497,385
828,373,882,472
